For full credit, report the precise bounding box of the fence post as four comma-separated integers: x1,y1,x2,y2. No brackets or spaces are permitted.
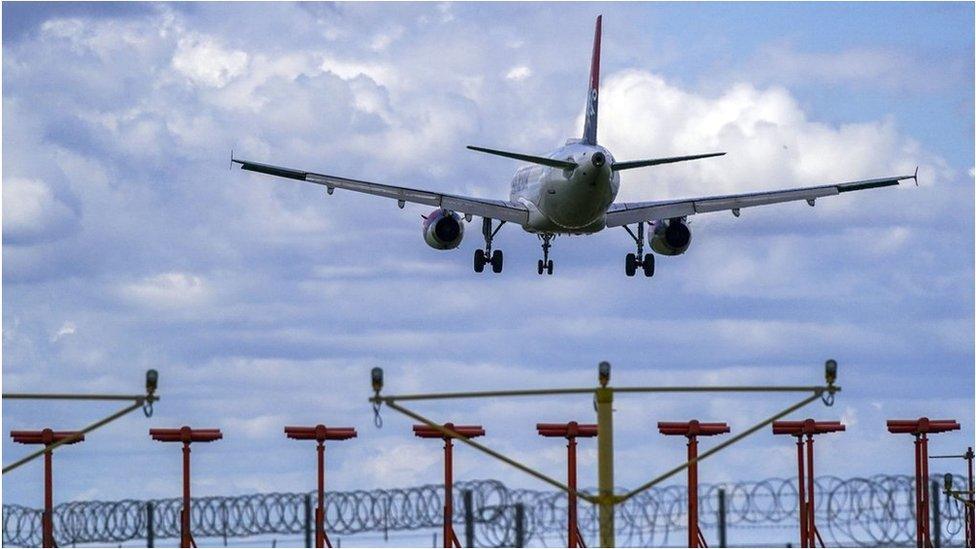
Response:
718,488,727,548
514,503,525,548
146,501,154,548
931,480,941,548
463,489,475,547
304,494,312,548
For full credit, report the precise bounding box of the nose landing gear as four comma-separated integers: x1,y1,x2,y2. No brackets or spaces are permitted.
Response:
474,218,505,274
537,233,555,275
623,222,655,277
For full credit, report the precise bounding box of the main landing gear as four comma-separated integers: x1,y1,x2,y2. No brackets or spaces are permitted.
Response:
537,233,555,275
623,222,655,277
474,218,505,273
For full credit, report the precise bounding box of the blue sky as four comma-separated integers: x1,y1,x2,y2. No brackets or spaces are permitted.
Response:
2,1,973,543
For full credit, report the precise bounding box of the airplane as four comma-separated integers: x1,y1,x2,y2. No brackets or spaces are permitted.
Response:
233,15,916,277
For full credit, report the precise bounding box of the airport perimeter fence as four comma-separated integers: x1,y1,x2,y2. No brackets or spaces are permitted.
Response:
2,475,970,547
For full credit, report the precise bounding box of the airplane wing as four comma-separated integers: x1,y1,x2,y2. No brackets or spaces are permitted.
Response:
605,171,917,227
233,158,529,224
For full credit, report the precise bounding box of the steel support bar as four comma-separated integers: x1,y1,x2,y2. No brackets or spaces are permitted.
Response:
596,387,614,548
373,385,829,403
2,393,153,401
3,399,149,474
620,391,825,501
384,401,577,498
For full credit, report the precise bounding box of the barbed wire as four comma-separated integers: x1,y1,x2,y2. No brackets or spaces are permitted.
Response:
2,475,967,547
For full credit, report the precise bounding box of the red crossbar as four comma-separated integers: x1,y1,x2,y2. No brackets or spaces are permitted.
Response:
11,430,85,445
886,418,960,434
285,425,357,441
658,421,730,437
773,420,846,436
150,427,222,443
413,423,485,439
537,422,598,438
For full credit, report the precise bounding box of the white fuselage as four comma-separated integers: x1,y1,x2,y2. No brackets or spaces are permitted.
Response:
509,141,620,234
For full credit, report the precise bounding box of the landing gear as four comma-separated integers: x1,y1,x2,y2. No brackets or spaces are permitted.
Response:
537,259,553,275
623,223,655,278
537,233,555,275
474,218,505,274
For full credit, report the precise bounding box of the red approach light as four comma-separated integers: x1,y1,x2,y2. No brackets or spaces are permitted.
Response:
11,429,85,445
887,418,960,435
658,420,730,437
285,425,358,442
150,426,223,443
773,419,846,436
413,423,485,439
537,422,598,438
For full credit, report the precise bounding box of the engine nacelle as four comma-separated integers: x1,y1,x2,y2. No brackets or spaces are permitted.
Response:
422,208,464,250
649,218,692,256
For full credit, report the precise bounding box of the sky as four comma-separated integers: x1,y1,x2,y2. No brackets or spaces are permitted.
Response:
2,1,974,544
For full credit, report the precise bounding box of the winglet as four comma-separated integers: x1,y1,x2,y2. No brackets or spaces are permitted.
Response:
230,149,235,170
913,165,919,186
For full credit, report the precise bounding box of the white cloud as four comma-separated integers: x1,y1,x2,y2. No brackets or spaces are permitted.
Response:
596,70,946,204
120,271,210,309
50,321,77,343
2,177,78,245
369,25,404,52
506,65,532,81
172,34,249,88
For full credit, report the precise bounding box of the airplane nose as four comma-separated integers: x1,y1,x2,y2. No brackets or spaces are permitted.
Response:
591,152,606,168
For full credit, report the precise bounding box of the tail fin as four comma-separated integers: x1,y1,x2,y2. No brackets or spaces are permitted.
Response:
582,15,602,145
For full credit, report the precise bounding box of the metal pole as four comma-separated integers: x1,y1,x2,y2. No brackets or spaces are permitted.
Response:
595,387,614,548
968,448,975,548
42,448,54,548
931,480,941,548
921,434,931,547
444,437,453,548
147,501,154,548
181,441,192,548
688,435,698,548
316,441,325,548
915,435,923,547
796,436,806,548
463,489,475,548
806,434,815,548
568,436,578,548
717,488,727,548
304,494,312,548
514,503,525,548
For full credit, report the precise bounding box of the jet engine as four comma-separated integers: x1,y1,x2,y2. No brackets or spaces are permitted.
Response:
422,208,465,250
649,218,692,255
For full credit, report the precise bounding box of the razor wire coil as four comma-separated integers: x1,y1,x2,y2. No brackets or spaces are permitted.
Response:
2,475,967,547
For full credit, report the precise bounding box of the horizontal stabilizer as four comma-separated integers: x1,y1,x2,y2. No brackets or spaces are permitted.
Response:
467,146,578,170
612,152,726,171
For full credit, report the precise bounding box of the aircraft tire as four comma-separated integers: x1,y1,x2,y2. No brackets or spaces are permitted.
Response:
643,254,655,277
625,253,637,277
474,249,486,273
491,250,504,273
537,259,544,275
546,260,554,275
